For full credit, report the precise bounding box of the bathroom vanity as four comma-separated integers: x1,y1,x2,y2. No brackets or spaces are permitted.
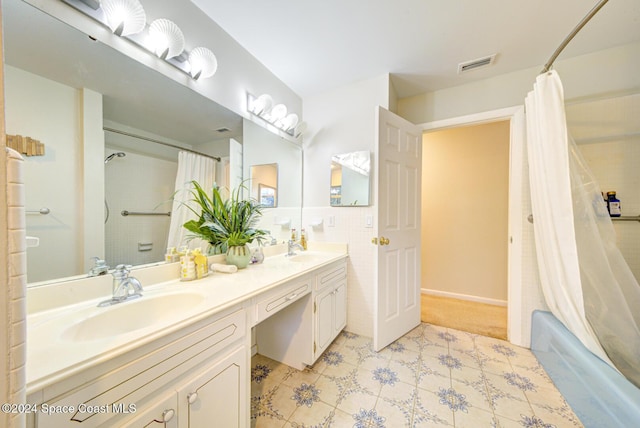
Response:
25,244,347,427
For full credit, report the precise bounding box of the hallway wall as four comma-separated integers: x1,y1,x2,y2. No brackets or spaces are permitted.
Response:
421,121,510,304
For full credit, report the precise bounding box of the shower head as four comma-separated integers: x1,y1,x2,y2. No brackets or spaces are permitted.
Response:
104,152,126,163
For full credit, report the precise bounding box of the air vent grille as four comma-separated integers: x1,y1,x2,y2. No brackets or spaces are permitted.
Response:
458,54,497,74
215,127,231,133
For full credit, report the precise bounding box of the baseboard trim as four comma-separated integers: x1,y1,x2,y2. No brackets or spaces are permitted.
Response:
422,288,507,307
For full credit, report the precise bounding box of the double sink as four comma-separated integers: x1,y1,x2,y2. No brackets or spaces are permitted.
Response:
39,251,330,343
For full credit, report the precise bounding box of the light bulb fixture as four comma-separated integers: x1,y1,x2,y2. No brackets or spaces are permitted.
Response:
148,19,185,60
269,104,287,123
281,113,299,131
294,121,307,138
63,0,217,81
249,94,273,116
188,47,218,80
100,0,146,36
247,93,303,138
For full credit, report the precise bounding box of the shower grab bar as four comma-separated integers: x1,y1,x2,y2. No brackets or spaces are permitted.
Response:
26,207,50,215
121,210,171,217
612,216,640,223
528,214,640,223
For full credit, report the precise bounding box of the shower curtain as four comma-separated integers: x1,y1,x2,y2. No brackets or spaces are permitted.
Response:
525,71,640,387
167,151,216,251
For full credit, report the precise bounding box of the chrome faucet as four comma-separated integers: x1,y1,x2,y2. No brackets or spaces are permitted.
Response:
98,264,143,307
286,239,304,257
88,257,109,277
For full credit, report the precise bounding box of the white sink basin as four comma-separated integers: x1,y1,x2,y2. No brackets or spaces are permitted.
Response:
61,292,205,342
286,252,327,264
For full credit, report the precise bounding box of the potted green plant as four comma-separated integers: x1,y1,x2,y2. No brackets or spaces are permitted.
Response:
183,181,267,268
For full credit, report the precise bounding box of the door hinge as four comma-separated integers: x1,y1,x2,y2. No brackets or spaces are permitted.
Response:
314,302,316,313
313,341,316,353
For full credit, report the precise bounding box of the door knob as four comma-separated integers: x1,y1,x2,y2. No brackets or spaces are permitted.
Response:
380,237,390,245
187,392,198,404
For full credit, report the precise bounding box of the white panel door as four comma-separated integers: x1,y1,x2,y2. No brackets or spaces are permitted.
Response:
374,106,422,351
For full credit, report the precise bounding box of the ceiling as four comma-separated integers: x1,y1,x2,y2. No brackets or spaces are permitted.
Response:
190,0,640,99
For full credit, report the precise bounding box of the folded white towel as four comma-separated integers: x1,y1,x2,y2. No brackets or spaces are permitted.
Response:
210,263,238,274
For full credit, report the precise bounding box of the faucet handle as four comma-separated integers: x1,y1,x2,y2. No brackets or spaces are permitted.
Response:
88,257,109,276
113,264,132,278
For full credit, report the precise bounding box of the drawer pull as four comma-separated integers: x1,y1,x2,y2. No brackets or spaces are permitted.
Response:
187,392,198,404
162,409,175,422
286,293,298,301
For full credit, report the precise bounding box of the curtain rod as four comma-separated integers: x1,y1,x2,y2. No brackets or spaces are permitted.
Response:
540,0,609,74
104,127,221,162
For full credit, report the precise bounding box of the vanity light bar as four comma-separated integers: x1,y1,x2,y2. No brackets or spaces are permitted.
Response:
247,93,306,138
62,0,217,80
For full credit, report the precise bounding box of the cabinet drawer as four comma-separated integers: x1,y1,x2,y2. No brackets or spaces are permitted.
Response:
315,261,347,291
256,278,311,323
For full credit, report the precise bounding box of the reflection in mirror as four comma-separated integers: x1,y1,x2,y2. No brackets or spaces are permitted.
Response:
251,164,278,208
243,119,302,242
330,151,371,206
3,0,302,287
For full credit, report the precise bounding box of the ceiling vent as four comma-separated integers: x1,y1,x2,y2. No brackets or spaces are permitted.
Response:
215,127,231,133
457,54,497,74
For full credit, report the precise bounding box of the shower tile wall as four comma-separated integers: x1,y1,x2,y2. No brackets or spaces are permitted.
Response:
104,149,177,267
569,93,640,283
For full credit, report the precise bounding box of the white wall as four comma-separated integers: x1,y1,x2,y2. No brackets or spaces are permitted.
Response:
4,65,104,283
302,74,390,337
399,41,640,124
422,121,510,304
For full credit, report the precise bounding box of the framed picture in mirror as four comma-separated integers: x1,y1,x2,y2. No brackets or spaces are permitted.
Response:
259,184,276,207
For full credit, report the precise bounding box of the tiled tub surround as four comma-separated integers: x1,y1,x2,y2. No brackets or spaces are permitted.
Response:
251,325,583,428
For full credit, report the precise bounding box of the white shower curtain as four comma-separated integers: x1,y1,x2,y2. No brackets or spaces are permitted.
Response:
167,151,216,251
525,71,640,387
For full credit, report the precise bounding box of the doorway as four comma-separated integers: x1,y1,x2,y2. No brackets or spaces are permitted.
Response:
420,120,510,339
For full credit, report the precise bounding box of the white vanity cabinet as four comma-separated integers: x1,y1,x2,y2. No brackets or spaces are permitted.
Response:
118,392,178,427
28,306,248,428
255,259,347,368
176,345,246,428
313,261,347,360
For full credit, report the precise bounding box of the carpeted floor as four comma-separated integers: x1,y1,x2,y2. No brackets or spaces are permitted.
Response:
421,294,508,340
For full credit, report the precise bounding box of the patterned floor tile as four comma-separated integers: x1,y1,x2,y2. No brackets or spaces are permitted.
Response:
251,323,583,428
287,399,336,428
412,388,455,427
452,405,499,428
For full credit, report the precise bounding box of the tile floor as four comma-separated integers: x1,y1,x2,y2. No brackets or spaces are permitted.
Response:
250,323,583,427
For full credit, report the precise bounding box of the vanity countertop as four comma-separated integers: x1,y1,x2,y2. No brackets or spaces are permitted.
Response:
26,243,347,393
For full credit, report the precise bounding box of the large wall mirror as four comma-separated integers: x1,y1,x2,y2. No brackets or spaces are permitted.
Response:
4,0,302,286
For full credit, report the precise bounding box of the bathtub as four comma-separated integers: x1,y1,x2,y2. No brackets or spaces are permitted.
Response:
530,310,640,427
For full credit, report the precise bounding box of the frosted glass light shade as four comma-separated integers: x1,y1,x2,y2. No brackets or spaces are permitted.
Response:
250,94,273,115
294,121,307,137
269,104,287,122
148,19,185,59
189,47,218,79
101,0,146,36
281,113,299,131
